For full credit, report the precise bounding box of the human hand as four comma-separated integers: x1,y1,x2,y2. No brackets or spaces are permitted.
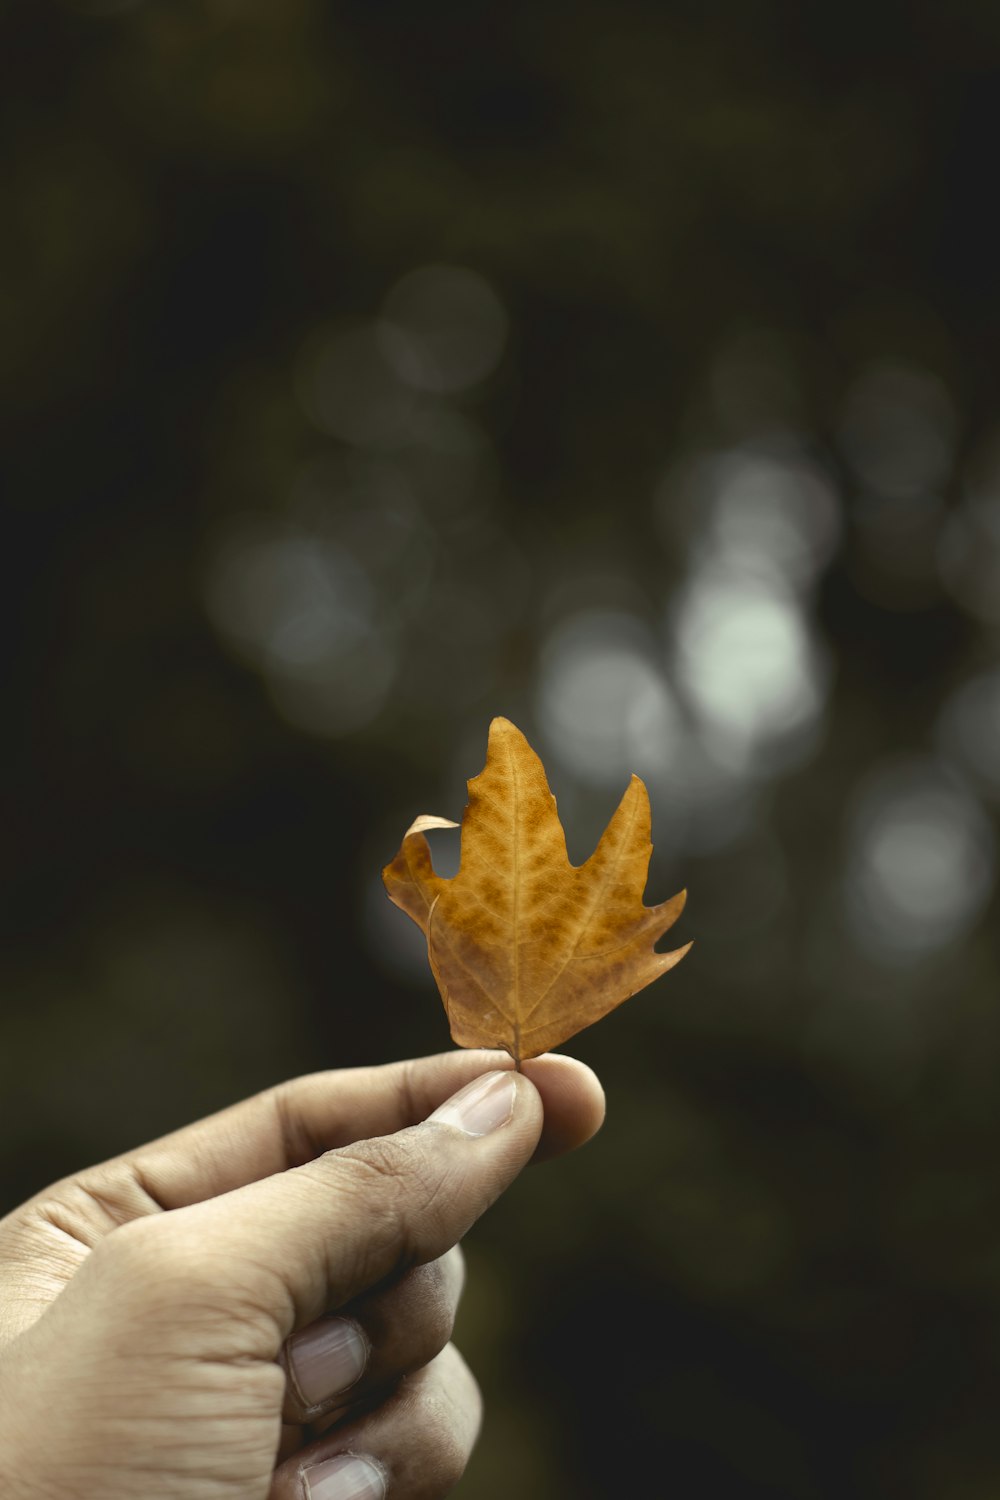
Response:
0,1050,604,1500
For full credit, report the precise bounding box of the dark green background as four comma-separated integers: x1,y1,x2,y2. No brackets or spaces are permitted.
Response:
4,2,1000,1495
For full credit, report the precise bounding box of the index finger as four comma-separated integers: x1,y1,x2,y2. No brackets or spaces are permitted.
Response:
71,1050,605,1213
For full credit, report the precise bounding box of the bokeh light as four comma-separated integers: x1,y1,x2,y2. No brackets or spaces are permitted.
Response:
289,453,437,608
670,563,830,775
296,323,416,448
377,265,508,395
536,609,682,788
397,407,499,529
838,361,957,499
844,759,995,960
938,436,1000,625
836,361,959,609
935,672,1000,801
203,520,396,735
688,443,841,592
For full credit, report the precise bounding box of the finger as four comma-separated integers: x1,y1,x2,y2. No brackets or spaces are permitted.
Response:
270,1343,481,1500
0,1053,602,1349
520,1052,605,1162
91,1069,543,1348
67,1050,605,1212
279,1246,465,1424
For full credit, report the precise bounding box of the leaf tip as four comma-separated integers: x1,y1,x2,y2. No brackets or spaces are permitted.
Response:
488,714,523,745
404,813,459,838
657,938,694,976
620,771,652,821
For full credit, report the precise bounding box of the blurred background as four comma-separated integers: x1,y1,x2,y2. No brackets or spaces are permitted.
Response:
4,0,1000,1494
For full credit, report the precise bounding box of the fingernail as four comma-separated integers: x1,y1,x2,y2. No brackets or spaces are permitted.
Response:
302,1453,386,1500
287,1315,369,1410
427,1070,517,1136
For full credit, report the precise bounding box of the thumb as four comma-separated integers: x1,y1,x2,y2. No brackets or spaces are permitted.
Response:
92,1068,541,1353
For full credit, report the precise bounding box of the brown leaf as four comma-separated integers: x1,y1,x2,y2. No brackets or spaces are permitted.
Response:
383,717,691,1065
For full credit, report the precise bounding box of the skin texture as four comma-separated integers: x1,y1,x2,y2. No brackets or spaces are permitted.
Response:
0,1049,604,1500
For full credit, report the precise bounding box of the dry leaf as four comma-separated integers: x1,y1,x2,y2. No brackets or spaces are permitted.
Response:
383,717,691,1065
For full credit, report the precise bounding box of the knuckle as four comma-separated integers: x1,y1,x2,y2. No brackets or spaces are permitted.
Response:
94,1215,217,1298
406,1245,465,1344
334,1132,424,1191
91,1212,163,1279
329,1132,453,1268
271,1079,327,1168
442,1241,466,1299
417,1346,482,1491
19,1167,161,1255
84,1217,181,1317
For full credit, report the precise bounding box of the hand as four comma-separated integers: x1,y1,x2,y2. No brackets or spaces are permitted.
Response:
0,1050,604,1500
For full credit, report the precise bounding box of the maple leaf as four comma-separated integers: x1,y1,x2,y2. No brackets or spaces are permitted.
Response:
383,717,691,1066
